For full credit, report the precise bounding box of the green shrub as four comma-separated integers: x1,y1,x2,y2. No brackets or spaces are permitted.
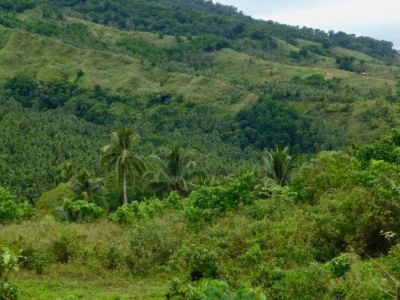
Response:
105,246,121,270
179,245,218,280
0,187,30,222
291,151,359,205
36,183,74,218
166,279,266,300
183,173,255,226
63,199,104,222
0,248,23,300
110,198,164,225
167,192,183,209
0,281,17,300
327,254,352,277
20,246,48,275
125,224,179,275
253,264,329,299
51,236,73,263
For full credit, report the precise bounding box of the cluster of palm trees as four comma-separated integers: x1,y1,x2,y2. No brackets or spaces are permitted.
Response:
73,126,199,207
70,126,299,208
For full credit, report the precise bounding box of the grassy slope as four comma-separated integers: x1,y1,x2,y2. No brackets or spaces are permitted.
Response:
1,11,397,102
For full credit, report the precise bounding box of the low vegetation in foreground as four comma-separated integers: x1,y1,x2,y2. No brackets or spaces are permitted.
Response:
2,129,400,299
1,0,400,299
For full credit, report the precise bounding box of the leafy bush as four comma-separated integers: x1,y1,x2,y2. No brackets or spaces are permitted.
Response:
167,192,183,209
354,131,400,168
179,245,218,280
125,224,179,275
0,248,23,300
253,264,329,299
0,187,30,222
183,173,255,226
110,198,164,225
0,281,17,300
51,236,73,263
20,246,48,275
105,246,121,270
291,151,360,205
63,199,104,222
327,254,352,277
166,279,266,300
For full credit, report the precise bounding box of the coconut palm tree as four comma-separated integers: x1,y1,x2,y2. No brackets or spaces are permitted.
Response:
263,146,298,186
102,127,145,205
147,145,199,196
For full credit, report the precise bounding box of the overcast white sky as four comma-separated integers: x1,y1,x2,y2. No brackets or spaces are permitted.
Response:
216,0,400,49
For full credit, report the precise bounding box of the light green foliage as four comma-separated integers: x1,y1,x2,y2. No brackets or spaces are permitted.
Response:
63,199,104,223
110,198,164,225
291,151,360,204
0,187,29,222
166,279,266,300
328,254,352,277
183,173,255,225
0,247,23,300
35,183,74,217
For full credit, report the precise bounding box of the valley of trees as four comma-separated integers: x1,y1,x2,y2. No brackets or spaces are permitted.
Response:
1,0,400,299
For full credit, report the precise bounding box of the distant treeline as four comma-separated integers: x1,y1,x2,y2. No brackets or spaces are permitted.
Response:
40,0,397,61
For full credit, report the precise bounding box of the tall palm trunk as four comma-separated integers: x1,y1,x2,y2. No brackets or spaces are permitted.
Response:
123,167,128,205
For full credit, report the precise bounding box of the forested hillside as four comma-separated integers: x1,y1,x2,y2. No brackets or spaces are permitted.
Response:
1,0,400,299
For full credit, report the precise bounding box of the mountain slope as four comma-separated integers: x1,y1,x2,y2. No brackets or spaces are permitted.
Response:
0,1,400,200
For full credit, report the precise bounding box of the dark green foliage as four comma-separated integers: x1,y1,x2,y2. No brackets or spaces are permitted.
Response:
4,76,116,124
336,56,365,73
0,0,35,13
5,76,79,110
330,30,396,61
0,281,17,300
71,169,104,206
235,98,319,152
0,99,106,201
45,0,396,61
